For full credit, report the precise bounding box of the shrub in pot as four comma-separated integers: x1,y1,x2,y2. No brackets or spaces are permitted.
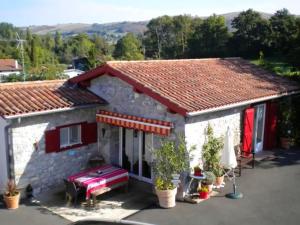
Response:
213,166,225,186
153,136,195,208
202,124,224,183
201,171,215,193
3,180,20,210
278,99,296,149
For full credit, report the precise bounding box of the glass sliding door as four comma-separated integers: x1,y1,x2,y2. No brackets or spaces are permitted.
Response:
120,128,152,183
253,104,266,153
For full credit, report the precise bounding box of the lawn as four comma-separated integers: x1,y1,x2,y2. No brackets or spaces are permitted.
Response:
251,58,300,80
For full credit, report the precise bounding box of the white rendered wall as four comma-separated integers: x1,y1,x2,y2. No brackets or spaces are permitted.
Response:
185,108,243,168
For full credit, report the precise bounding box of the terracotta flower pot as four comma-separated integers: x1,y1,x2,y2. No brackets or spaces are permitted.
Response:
215,176,224,186
155,187,177,208
4,192,20,210
207,184,213,193
280,137,292,150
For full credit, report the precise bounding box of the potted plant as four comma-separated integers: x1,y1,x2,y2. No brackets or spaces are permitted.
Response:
201,171,216,193
153,136,195,208
3,180,20,210
213,166,225,186
202,124,224,184
193,165,202,176
198,185,209,199
278,99,295,149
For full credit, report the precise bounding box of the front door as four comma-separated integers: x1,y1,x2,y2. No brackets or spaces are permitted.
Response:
253,104,266,153
119,128,152,183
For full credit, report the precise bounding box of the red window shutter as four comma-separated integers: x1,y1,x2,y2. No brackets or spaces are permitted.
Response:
264,102,278,150
242,108,255,156
82,122,98,145
45,129,60,153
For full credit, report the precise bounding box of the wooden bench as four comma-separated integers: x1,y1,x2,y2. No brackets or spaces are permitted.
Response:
89,181,129,207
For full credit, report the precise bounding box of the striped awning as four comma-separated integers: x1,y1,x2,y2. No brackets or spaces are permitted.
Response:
96,110,173,136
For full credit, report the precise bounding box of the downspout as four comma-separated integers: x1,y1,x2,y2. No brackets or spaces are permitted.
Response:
4,119,13,181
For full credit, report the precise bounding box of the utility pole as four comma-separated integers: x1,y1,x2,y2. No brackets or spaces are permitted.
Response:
16,32,26,81
0,33,27,81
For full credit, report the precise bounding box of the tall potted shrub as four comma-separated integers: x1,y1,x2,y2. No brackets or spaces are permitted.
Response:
278,99,295,149
153,136,194,208
3,180,20,210
202,124,224,186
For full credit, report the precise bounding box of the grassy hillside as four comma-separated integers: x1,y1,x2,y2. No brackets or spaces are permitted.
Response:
22,11,274,42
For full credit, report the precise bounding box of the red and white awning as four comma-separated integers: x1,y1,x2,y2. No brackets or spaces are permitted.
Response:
96,110,173,136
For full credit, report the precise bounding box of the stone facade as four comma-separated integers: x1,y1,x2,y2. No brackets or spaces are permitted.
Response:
185,107,245,168
88,75,186,165
9,107,100,195
87,75,249,200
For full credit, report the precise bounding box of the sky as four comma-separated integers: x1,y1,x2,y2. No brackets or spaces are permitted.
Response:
0,0,299,26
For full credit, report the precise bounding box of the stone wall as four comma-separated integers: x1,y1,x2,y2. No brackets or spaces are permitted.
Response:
88,75,186,165
185,107,245,168
9,107,100,195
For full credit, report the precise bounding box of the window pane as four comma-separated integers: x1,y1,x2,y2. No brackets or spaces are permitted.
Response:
60,127,69,147
70,125,81,144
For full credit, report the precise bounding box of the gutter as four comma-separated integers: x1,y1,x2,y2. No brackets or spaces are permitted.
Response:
4,104,105,119
187,90,300,117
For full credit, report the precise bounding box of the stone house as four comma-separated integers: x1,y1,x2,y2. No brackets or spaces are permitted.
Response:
0,80,106,194
0,58,299,196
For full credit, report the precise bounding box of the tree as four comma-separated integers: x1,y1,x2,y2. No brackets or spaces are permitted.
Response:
113,33,144,60
143,16,175,59
230,9,271,57
287,18,300,66
172,15,194,58
270,8,298,54
188,14,229,58
54,31,63,54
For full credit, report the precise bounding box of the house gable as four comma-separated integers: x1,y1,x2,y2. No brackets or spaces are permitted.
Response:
69,58,300,116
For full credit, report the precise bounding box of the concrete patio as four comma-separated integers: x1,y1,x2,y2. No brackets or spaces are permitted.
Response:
128,148,300,225
0,148,299,225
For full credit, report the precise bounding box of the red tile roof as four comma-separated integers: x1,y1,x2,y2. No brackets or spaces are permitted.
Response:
0,59,22,71
0,80,106,117
70,58,300,116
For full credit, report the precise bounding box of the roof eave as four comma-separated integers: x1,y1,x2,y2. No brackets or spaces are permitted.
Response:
187,90,300,117
3,103,105,120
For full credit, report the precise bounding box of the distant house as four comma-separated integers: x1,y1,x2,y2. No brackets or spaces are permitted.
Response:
0,59,22,81
0,58,299,198
63,68,84,78
72,57,90,71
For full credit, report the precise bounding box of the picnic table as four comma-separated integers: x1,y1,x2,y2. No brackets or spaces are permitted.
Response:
68,164,129,205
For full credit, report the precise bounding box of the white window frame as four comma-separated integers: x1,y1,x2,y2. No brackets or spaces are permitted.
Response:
60,125,82,148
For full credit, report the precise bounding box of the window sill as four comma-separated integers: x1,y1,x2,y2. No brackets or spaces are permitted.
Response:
59,143,85,151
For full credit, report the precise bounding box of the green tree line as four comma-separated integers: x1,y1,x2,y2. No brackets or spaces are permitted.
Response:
143,8,300,65
0,8,299,82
